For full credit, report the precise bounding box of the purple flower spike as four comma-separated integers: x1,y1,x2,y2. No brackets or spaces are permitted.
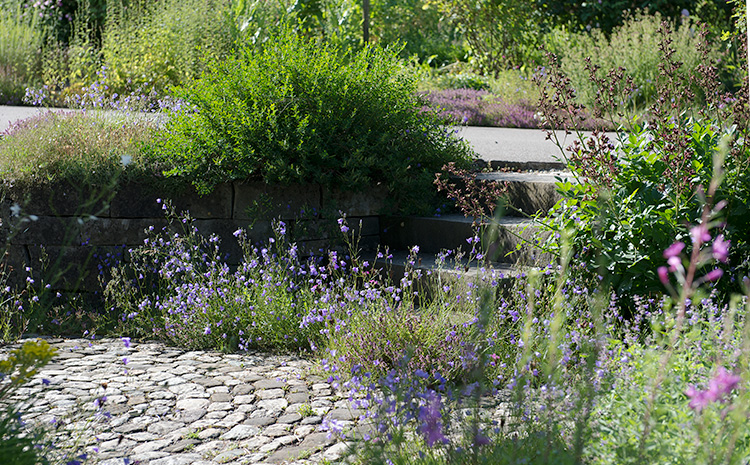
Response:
418,390,447,447
663,241,685,259
712,235,730,263
121,337,131,348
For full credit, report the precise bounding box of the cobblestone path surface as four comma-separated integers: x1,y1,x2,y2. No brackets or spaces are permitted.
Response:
1,337,366,465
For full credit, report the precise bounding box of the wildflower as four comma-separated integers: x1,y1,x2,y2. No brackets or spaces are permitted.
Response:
686,366,741,412
121,337,131,348
321,416,344,439
10,203,21,217
704,269,724,282
690,224,711,246
338,218,349,234
418,390,447,447
663,241,685,259
712,235,730,263
657,266,669,286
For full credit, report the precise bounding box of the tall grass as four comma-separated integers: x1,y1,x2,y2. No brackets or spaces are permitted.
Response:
0,3,43,104
100,0,236,98
0,111,158,187
549,11,722,110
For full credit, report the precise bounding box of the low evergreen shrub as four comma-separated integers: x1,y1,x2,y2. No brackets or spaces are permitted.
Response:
150,27,474,215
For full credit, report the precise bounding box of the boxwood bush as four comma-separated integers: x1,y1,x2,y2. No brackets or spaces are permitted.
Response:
149,27,474,214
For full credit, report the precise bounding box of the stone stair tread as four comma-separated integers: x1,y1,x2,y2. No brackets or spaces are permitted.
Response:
373,250,525,281
476,170,576,184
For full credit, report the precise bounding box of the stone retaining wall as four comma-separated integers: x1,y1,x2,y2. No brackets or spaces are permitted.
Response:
0,180,388,292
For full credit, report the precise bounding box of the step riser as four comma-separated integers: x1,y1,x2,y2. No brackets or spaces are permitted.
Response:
380,216,552,266
502,181,560,216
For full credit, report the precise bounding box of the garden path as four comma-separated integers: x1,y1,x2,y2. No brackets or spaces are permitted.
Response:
1,105,566,167
2,337,364,465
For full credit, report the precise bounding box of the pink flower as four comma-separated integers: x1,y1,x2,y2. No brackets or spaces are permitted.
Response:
704,269,724,282
657,266,669,286
691,224,711,245
712,235,730,263
667,256,682,272
663,241,685,259
707,367,741,400
686,367,741,412
686,385,712,412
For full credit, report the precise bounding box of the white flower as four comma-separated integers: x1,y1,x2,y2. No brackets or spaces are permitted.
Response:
120,154,133,167
10,203,21,217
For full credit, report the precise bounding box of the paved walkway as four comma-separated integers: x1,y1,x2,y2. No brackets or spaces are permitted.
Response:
2,337,365,465
1,105,570,168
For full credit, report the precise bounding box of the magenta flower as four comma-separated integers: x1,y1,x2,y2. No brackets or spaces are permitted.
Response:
691,224,711,245
686,385,712,412
708,367,741,399
663,241,685,259
686,367,741,412
657,266,669,286
712,235,730,263
418,390,447,447
704,269,724,282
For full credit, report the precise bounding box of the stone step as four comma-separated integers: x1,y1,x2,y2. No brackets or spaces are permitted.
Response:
374,249,520,281
475,170,576,216
380,214,552,265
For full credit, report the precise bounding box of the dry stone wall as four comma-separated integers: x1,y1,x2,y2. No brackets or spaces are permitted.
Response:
0,180,388,292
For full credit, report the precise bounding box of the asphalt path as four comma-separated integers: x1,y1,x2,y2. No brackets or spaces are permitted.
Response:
1,105,603,169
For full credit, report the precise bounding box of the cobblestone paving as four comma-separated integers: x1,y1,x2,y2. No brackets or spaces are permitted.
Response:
1,338,368,465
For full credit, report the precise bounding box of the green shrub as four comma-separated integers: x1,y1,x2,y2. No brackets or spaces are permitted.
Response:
536,22,750,302
538,0,734,35
151,27,473,214
427,0,544,73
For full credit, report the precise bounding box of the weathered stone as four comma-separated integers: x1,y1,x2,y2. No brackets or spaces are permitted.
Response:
221,424,260,440
256,388,285,400
277,412,302,424
253,379,286,390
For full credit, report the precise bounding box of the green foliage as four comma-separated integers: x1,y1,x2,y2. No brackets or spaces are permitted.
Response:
538,0,734,35
544,120,749,299
103,208,325,353
0,111,159,187
549,12,719,110
0,3,43,104
0,339,57,465
585,298,750,464
151,27,473,214
100,0,236,98
426,0,544,73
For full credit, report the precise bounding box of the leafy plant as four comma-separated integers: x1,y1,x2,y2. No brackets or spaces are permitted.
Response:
0,2,43,105
535,20,750,301
150,26,473,214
